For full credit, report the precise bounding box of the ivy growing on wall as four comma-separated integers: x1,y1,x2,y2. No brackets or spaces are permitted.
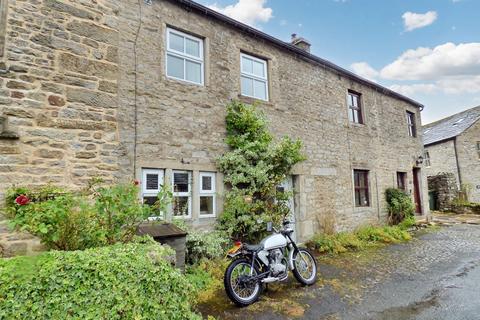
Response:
217,101,306,242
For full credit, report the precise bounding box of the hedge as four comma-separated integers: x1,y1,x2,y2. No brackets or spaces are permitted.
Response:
0,242,201,320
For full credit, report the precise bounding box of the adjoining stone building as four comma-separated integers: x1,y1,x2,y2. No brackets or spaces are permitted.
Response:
0,0,429,244
423,106,480,204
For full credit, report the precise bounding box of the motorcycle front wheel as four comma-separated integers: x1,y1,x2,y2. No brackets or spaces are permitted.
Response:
224,258,263,307
292,247,317,285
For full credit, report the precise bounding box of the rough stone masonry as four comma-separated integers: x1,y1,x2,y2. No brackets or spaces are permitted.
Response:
0,0,430,255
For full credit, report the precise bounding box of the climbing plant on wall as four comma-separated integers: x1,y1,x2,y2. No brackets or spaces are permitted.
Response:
217,100,306,242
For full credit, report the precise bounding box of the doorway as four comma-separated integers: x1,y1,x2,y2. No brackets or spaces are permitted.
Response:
413,168,423,215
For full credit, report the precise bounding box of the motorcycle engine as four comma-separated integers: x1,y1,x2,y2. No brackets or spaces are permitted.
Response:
269,249,287,276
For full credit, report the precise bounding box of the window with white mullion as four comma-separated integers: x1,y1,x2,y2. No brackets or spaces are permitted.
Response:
172,170,192,218
166,28,204,85
141,168,165,208
199,172,216,217
240,53,268,101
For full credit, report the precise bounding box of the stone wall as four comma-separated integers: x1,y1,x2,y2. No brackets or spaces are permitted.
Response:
0,0,430,246
424,139,460,187
0,0,121,256
457,120,480,202
428,173,459,211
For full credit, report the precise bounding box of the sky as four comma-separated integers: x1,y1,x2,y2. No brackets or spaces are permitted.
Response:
197,0,480,124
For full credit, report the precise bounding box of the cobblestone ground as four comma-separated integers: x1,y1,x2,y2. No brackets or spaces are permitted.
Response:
199,222,480,320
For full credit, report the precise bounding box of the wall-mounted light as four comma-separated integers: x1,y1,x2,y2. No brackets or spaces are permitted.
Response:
416,155,424,166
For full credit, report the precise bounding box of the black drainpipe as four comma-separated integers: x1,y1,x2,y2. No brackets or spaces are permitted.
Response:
453,138,462,187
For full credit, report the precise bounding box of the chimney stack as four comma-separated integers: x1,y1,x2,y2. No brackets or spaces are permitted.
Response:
291,33,311,53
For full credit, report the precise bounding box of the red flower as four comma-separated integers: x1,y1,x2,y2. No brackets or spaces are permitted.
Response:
15,195,30,206
133,180,140,186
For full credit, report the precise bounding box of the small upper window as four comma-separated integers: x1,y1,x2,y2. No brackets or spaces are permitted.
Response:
240,53,268,101
166,28,204,85
0,0,7,58
347,91,363,124
476,142,480,160
424,151,431,167
406,111,417,137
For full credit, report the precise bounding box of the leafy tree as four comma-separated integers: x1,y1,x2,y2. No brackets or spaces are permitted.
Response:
217,101,306,242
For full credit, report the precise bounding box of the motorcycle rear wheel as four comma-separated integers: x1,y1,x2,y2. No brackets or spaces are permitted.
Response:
224,258,263,307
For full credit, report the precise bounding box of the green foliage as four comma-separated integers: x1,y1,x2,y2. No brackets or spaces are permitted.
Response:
306,224,412,255
185,258,230,305
4,181,172,251
172,219,229,265
386,188,415,225
217,101,306,242
0,242,200,320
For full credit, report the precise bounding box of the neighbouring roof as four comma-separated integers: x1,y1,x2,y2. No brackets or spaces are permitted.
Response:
423,106,480,146
170,0,424,109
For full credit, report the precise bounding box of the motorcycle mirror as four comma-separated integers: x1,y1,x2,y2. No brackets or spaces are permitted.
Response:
266,221,273,232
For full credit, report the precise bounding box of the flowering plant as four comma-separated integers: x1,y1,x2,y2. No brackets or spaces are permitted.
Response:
15,195,30,206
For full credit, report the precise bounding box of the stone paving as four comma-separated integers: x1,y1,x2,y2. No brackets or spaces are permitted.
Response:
199,219,480,319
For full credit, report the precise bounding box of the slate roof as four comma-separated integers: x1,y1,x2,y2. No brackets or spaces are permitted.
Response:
423,106,480,146
170,0,424,109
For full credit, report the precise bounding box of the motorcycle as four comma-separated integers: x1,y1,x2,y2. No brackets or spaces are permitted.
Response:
223,220,318,307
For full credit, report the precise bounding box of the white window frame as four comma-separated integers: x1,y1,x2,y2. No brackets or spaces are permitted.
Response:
141,169,165,220
240,53,269,101
199,172,216,218
166,28,204,85
172,170,192,219
424,151,431,167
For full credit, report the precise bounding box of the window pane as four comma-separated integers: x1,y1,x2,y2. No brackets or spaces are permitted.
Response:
253,79,267,100
143,196,157,206
359,190,368,206
241,56,253,74
185,38,200,57
169,32,184,52
253,60,265,78
173,196,189,216
167,54,184,79
186,60,201,83
241,76,254,97
173,172,189,192
349,108,354,122
145,174,159,191
202,176,212,191
200,196,214,215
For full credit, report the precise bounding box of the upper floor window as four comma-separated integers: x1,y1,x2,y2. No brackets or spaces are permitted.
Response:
406,111,417,137
424,151,431,167
172,170,192,218
240,53,268,101
347,90,363,124
476,142,480,160
166,28,204,85
353,170,370,207
397,172,407,191
199,172,216,217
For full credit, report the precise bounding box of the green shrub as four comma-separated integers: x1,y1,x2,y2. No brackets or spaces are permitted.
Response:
0,242,200,320
386,188,415,225
4,181,171,251
217,101,306,242
307,224,412,255
173,220,229,265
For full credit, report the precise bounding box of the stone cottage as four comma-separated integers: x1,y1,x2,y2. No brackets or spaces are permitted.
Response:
0,0,429,245
423,106,480,204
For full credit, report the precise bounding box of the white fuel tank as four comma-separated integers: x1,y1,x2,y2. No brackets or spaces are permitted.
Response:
261,233,287,250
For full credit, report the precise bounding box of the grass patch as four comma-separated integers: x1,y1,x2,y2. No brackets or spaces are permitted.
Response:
306,222,414,255
186,258,230,305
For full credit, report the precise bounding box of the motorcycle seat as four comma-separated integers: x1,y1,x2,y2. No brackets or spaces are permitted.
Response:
245,244,264,252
